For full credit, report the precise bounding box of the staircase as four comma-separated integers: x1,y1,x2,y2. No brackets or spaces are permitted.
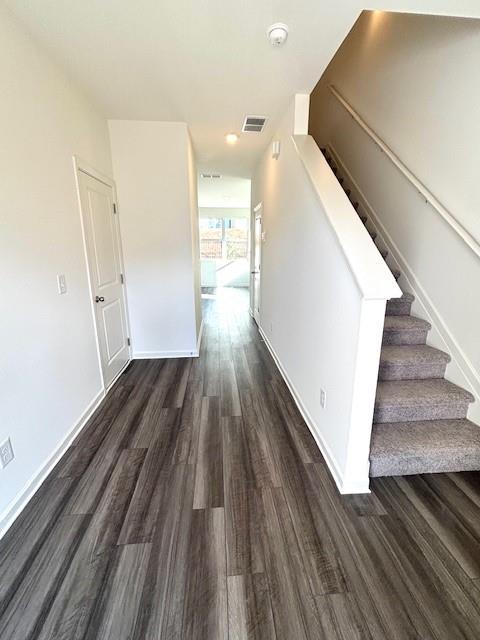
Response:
321,149,480,478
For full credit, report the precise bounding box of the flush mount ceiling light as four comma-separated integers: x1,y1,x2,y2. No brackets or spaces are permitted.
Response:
267,23,289,47
225,132,239,144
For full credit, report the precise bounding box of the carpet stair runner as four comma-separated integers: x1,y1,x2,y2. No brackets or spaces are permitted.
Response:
321,148,478,477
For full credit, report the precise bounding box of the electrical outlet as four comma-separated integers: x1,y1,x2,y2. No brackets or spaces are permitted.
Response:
320,389,327,409
0,438,14,469
57,274,67,295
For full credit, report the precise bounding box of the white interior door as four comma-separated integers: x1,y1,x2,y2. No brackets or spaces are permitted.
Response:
77,169,130,388
252,210,262,324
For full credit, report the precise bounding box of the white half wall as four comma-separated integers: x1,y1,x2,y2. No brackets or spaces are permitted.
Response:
251,96,398,493
0,6,113,530
309,10,480,421
108,120,201,358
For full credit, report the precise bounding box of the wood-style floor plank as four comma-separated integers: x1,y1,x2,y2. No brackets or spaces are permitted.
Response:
37,448,145,640
132,463,195,640
193,396,224,509
86,543,152,640
182,507,228,640
118,409,182,545
224,416,266,576
0,476,74,617
315,593,372,640
3,288,480,639
395,475,480,579
0,514,89,640
227,573,276,640
261,486,323,640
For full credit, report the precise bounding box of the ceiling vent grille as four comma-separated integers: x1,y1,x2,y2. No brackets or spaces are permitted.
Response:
242,116,267,133
201,173,222,179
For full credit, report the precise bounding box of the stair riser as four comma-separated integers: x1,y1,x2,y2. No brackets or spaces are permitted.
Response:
386,300,413,316
373,402,470,424
382,329,429,346
378,362,447,381
370,457,480,478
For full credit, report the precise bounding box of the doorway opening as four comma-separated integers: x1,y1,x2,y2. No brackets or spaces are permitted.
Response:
197,174,251,300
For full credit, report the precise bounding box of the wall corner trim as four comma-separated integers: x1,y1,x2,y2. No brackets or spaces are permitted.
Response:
196,319,204,354
293,94,310,135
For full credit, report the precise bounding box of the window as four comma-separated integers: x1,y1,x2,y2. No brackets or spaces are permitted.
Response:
225,218,248,259
200,217,249,260
199,218,222,258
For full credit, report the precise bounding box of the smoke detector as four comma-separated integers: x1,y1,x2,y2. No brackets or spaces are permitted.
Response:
267,23,288,47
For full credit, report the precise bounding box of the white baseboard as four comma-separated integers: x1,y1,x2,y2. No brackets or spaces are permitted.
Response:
327,143,480,419
133,348,199,359
258,327,363,494
0,387,105,540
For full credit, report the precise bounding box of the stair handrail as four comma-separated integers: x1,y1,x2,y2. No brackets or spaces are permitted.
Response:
328,84,480,261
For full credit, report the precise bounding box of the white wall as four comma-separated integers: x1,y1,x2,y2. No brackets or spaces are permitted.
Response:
251,97,398,492
109,120,201,358
0,6,113,530
309,10,480,420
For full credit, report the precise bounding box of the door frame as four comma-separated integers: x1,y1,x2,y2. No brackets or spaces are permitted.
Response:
251,202,262,324
72,155,132,392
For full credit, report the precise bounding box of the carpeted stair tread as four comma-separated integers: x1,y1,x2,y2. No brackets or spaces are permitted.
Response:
379,345,451,380
383,315,430,345
384,315,430,331
370,419,480,477
394,292,414,303
374,378,474,423
386,292,414,316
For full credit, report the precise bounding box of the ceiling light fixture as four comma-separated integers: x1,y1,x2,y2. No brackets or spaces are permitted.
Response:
226,133,239,144
267,23,289,47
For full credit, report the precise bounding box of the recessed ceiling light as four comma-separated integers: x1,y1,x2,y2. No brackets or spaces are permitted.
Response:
226,133,239,144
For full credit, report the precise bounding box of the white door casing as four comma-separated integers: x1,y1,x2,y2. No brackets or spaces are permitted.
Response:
253,207,262,325
76,162,131,389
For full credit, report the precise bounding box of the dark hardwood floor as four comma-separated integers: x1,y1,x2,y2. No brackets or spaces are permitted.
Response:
2,286,480,639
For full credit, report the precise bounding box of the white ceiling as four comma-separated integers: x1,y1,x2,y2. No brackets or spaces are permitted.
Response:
6,0,480,178
198,175,251,209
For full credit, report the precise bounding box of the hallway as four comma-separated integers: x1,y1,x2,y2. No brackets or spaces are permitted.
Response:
1,288,480,639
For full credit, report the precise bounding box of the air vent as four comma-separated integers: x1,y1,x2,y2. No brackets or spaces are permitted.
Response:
242,116,267,133
201,173,222,179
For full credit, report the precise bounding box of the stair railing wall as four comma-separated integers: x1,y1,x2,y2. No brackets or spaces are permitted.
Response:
251,95,401,494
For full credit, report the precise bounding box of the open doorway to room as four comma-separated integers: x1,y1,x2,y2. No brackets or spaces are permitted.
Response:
198,174,251,296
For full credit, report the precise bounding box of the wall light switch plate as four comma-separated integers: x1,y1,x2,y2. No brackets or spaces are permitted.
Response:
0,438,14,469
57,274,67,295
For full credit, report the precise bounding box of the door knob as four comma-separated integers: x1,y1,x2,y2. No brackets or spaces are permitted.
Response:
95,296,105,303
